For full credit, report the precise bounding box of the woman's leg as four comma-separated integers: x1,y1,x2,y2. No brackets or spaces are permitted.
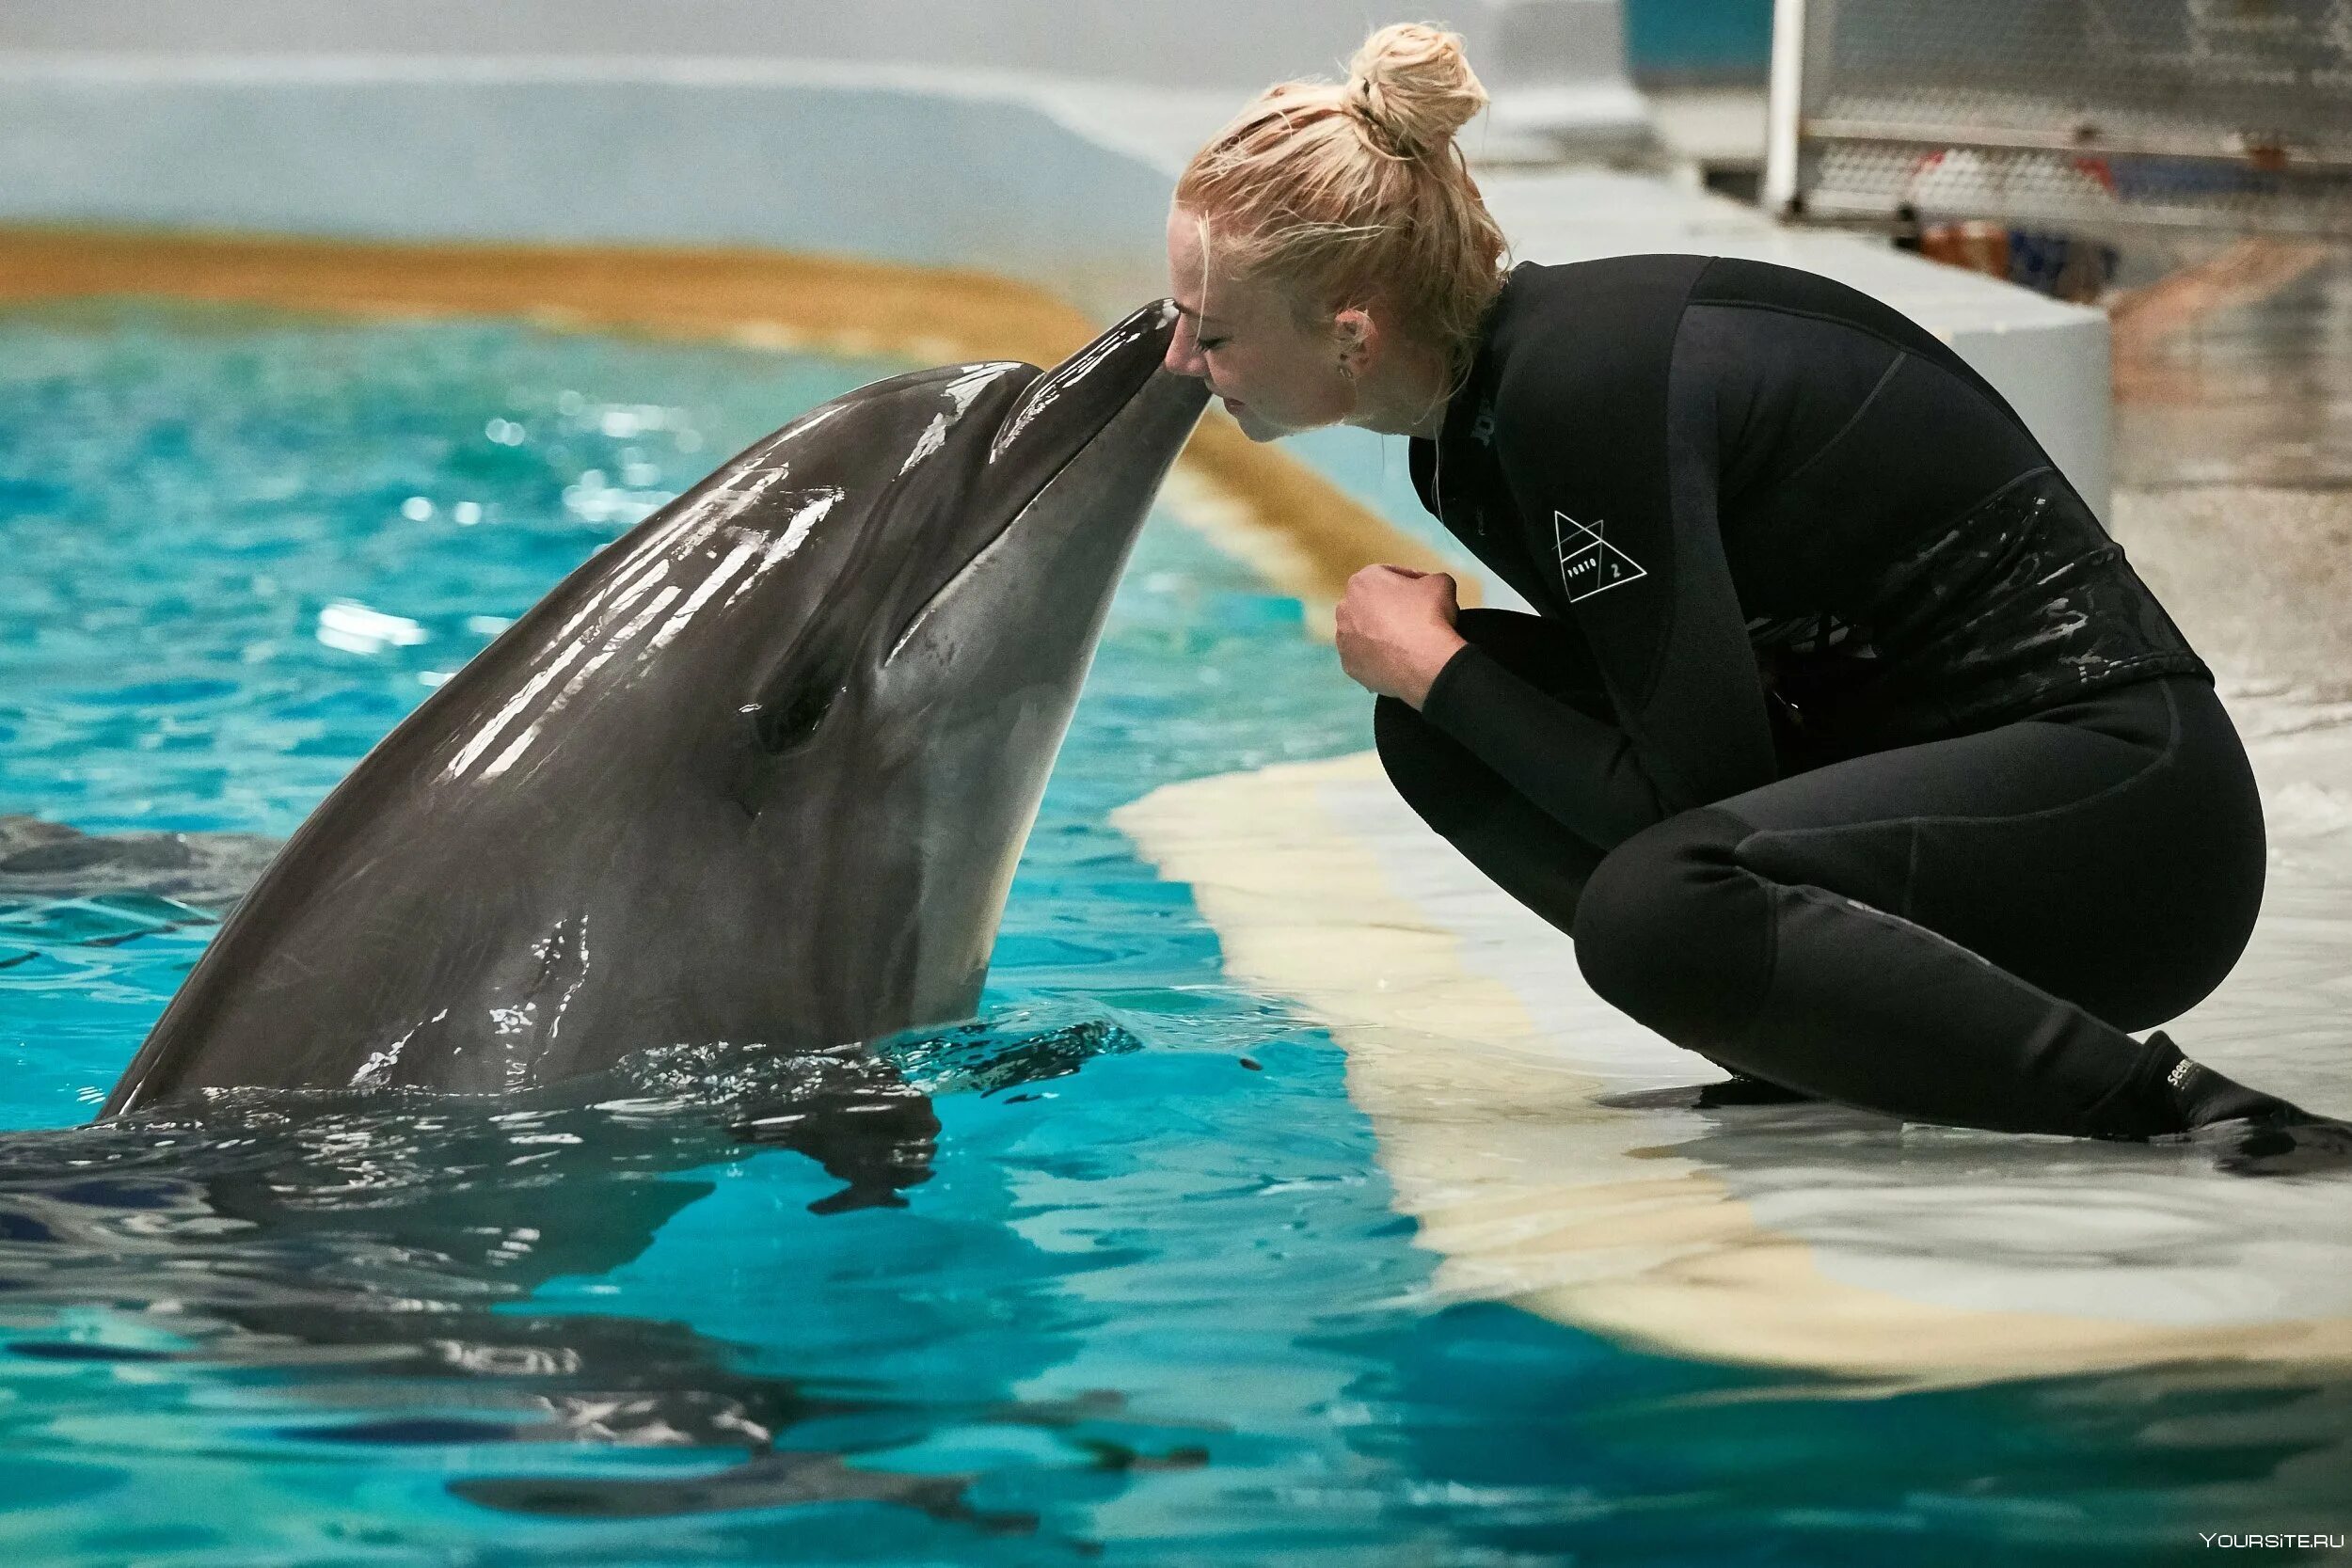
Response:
1374,608,1616,935
1567,673,2319,1138
1376,609,1818,1103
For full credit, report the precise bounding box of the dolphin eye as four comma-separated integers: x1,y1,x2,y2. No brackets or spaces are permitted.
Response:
750,684,836,753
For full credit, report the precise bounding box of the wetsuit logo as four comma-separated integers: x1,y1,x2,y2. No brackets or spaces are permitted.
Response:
1554,510,1646,603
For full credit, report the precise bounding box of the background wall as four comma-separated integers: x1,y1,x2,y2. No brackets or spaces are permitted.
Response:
1622,0,1772,83
0,63,1174,313
2,0,1424,81
0,0,1652,141
0,3,2109,512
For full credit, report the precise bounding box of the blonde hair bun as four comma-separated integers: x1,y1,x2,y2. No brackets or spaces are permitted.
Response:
1345,23,1487,158
1175,22,1509,368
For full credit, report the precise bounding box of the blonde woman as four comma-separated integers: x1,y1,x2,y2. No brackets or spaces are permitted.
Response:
1161,24,2346,1162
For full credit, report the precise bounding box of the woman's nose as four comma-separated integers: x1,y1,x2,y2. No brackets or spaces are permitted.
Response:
1163,327,1207,379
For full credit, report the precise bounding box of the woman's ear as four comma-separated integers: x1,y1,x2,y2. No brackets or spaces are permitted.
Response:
1334,306,1375,368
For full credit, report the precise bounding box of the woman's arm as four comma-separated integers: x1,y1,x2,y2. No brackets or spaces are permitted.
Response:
1419,636,1676,849
1336,578,1679,851
1480,316,1781,821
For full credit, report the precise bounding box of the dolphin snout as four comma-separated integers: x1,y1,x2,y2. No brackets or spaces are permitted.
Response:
989,300,1189,465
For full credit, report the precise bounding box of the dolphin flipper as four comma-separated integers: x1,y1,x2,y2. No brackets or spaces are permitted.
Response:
0,816,279,913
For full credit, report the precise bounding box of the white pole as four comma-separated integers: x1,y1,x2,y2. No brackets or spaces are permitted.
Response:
1763,0,1809,218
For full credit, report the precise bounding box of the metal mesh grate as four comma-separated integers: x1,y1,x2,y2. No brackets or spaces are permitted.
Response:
1771,0,2352,235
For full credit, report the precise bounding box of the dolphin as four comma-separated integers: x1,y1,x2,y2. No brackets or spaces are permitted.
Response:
100,302,1207,1117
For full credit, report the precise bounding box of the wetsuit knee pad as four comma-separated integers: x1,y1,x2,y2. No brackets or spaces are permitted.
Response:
1571,806,1775,1046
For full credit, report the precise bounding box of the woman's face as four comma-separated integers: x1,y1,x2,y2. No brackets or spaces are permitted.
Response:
1163,207,1353,442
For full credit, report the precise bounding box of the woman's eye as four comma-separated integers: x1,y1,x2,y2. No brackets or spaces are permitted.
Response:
1199,337,1227,352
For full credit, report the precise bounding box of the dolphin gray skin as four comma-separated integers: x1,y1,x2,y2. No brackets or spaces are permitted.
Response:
101,302,1207,1117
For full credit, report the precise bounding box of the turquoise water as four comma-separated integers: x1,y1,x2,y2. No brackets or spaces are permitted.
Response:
0,302,2341,1566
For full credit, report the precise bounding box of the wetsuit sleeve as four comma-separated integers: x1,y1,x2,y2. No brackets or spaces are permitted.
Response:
1419,639,1674,847
1415,306,1781,849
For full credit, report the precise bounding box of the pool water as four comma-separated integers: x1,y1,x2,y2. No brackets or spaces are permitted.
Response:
0,302,2344,1566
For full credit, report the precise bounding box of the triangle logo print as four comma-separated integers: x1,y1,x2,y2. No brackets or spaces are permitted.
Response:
1553,510,1646,604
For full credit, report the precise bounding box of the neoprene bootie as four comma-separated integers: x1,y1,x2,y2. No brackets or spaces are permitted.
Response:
2132,1030,2352,1175
2146,1031,2308,1128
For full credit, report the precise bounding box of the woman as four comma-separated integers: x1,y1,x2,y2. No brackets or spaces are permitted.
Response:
1161,24,2346,1157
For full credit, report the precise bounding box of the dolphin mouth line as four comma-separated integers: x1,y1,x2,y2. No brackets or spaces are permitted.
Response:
881,431,1094,666
882,315,1180,665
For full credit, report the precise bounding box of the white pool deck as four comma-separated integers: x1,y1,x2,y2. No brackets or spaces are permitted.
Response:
6,53,2344,1385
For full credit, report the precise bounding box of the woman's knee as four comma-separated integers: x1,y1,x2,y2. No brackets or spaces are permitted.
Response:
1571,807,1774,1045
1374,694,1473,829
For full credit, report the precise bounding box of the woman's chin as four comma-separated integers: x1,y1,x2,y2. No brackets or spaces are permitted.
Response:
1225,403,1285,442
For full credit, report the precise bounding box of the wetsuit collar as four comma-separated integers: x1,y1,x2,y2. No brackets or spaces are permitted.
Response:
1438,261,1529,455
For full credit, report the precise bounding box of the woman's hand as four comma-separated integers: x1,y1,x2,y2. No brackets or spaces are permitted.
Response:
1334,564,1468,709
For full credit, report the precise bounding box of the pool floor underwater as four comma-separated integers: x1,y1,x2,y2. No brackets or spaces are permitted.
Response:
0,300,2346,1565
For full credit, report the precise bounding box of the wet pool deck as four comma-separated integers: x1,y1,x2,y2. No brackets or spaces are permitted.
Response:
2112,240,2352,737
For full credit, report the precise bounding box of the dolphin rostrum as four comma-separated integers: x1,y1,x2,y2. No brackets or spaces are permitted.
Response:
101,302,1207,1117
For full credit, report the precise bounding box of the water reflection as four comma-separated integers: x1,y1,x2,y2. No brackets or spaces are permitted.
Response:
0,1016,1145,1534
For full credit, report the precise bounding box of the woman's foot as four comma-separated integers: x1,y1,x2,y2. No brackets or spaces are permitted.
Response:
2095,1030,2305,1132
2134,1030,2352,1174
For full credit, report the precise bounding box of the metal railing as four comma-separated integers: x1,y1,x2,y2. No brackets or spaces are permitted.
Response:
1765,0,2352,236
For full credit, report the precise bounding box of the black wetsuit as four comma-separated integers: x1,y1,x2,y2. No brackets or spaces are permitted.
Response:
1376,254,2293,1139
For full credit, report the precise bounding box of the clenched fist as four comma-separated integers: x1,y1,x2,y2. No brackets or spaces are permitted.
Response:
1334,564,1470,710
